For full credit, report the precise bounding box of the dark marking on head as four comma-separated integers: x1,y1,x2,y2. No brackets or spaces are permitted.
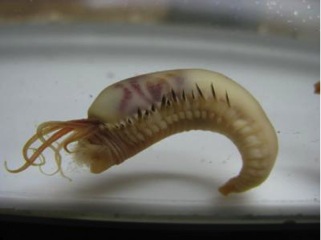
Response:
168,72,184,86
115,84,133,113
211,83,216,100
146,81,163,102
225,91,231,107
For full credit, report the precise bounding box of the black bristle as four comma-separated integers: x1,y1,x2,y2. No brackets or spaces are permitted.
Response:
171,89,178,102
196,84,204,99
191,90,195,99
211,83,216,100
137,107,143,118
161,95,167,108
182,90,186,101
144,110,150,117
127,118,133,125
151,104,156,112
225,91,231,107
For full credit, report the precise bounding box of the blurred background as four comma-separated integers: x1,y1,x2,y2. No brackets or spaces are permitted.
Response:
0,0,319,42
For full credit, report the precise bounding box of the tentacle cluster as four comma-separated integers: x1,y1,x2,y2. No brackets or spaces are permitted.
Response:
5,119,100,178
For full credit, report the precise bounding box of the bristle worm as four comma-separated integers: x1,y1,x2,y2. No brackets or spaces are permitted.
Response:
5,69,278,195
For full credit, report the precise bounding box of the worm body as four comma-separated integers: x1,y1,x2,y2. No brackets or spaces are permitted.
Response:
6,69,278,195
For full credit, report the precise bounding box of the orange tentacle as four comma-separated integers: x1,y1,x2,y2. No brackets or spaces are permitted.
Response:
6,128,73,173
5,119,101,177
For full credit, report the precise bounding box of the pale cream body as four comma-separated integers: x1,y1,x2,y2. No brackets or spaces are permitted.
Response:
76,69,278,195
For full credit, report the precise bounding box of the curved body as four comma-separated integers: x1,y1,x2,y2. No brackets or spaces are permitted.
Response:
6,69,278,195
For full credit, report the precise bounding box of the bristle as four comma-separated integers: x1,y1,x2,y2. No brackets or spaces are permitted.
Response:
196,84,204,99
151,104,156,112
144,110,151,118
225,91,231,107
137,108,143,118
161,96,167,108
166,99,172,107
171,89,178,102
182,90,186,101
211,83,216,100
127,118,133,125
191,90,195,99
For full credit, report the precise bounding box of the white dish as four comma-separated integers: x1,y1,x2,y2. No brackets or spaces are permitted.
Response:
0,24,319,223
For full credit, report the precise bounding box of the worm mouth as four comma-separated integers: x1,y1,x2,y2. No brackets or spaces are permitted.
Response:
5,119,101,178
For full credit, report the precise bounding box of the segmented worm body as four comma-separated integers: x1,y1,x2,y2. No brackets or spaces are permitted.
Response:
5,69,278,195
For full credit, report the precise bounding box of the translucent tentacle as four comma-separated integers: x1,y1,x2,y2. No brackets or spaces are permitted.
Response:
5,119,100,178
